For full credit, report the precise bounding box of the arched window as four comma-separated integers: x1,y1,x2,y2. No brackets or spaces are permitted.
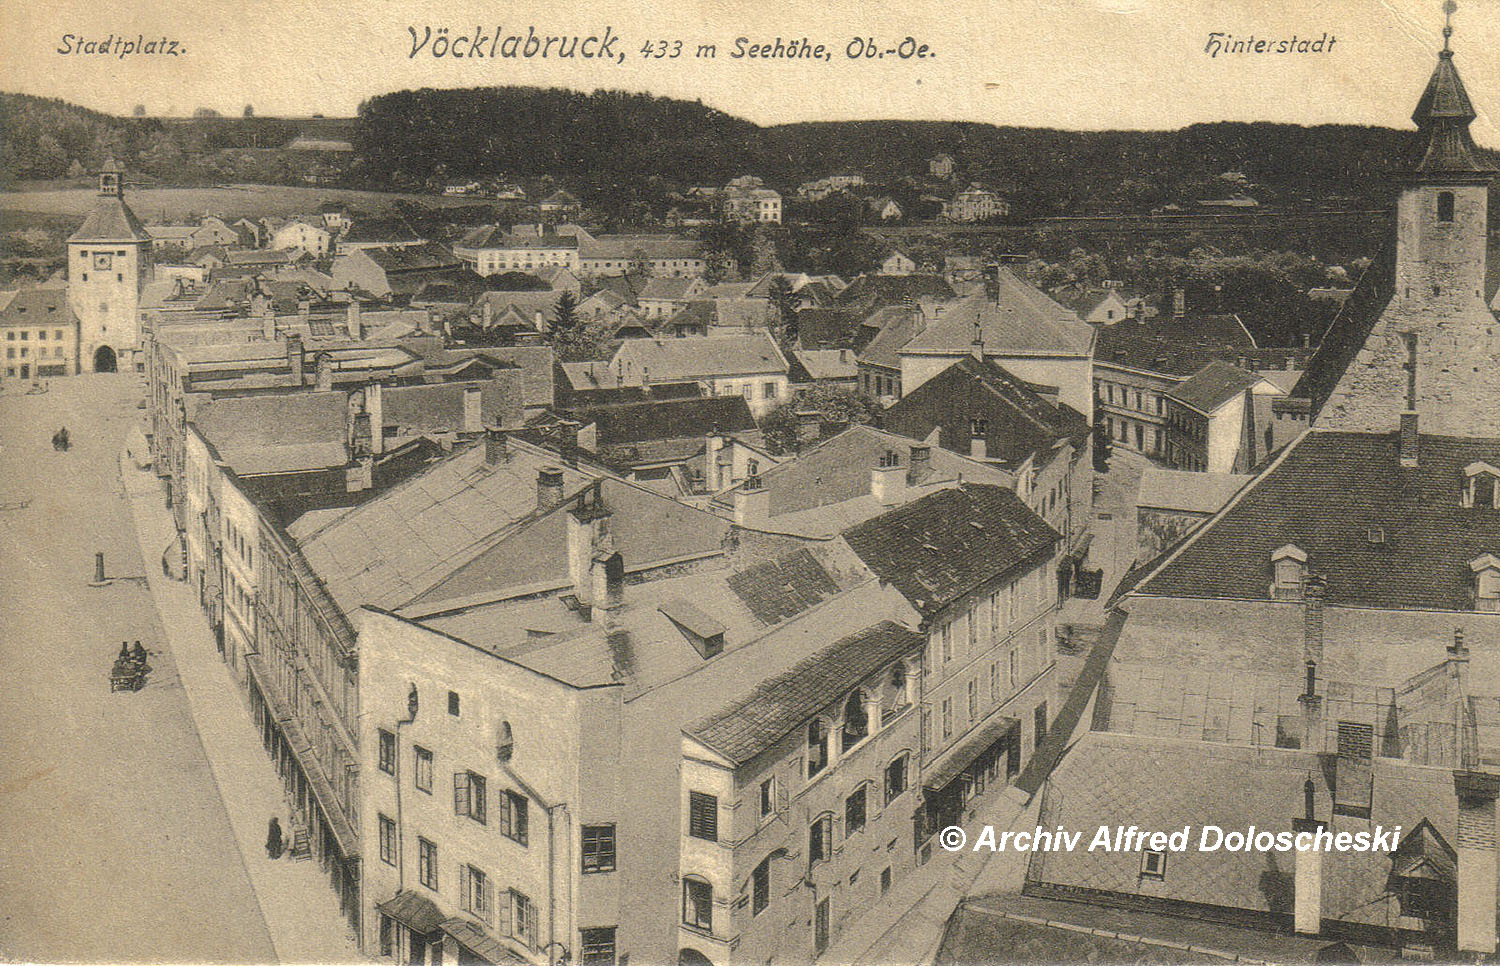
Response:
807,719,828,777
682,876,713,931
841,690,869,751
1437,191,1455,223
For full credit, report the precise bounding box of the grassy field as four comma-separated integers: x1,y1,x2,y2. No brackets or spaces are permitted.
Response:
0,183,478,222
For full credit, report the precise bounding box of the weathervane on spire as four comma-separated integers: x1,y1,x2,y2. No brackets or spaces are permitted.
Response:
1442,0,1456,52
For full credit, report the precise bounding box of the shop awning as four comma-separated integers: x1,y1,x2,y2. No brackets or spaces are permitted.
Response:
377,890,447,936
922,715,1017,794
439,918,529,965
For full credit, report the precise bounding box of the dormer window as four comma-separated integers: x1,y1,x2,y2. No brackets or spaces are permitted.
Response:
840,690,870,752
1471,554,1500,613
1270,544,1308,599
1463,462,1500,509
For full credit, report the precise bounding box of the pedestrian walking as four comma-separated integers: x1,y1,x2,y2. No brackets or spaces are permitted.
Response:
266,817,284,860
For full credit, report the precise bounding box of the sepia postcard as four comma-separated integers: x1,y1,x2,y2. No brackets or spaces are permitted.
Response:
1,0,1498,964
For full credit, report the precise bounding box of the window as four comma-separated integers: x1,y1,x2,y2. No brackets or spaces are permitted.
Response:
967,610,977,651
462,865,493,919
841,690,869,751
688,791,718,841
807,719,829,777
510,890,538,948
379,914,394,957
741,384,752,399
447,690,460,716
1008,648,1019,689
752,857,771,915
417,837,438,891
809,813,833,863
845,785,867,837
881,867,892,894
989,661,1000,703
762,381,776,399
940,622,952,663
37,330,45,341
378,814,397,866
377,729,396,775
1270,544,1307,599
500,790,529,845
970,417,988,438
941,698,953,739
413,746,433,793
1141,850,1167,879
683,877,713,932
452,771,486,824
582,824,616,873
580,927,617,964
878,754,904,809
759,776,776,819
815,897,831,955
1437,190,1455,223
967,679,978,721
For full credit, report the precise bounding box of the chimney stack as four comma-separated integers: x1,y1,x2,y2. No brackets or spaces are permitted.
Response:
287,334,305,385
1292,778,1325,936
970,434,987,461
871,452,907,506
1172,289,1186,318
346,299,362,340
484,427,509,465
537,467,565,511
704,431,724,492
1303,575,1326,666
733,476,769,527
908,445,931,483
1454,772,1500,955
315,352,333,392
297,298,311,321
366,381,384,454
1399,411,1420,467
462,386,483,434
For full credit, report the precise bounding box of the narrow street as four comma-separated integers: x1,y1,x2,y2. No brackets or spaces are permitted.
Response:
0,374,277,963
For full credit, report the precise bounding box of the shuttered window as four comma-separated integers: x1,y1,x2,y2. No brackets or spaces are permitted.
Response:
688,791,718,841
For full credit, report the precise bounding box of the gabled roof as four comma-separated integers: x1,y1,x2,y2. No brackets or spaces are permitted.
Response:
856,306,922,370
0,288,77,328
794,308,861,350
900,275,1094,358
724,548,840,625
584,394,756,448
843,484,1060,616
835,274,955,313
191,392,350,475
612,333,788,383
882,356,1091,467
1165,361,1265,415
687,620,924,765
69,197,151,243
341,216,422,244
793,348,858,381
638,276,702,301
362,242,463,273
1286,238,1397,418
1094,314,1259,378
1131,430,1500,610
1135,468,1252,515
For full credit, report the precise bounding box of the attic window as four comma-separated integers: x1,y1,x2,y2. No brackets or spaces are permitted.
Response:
1463,462,1500,509
1270,544,1307,599
1471,554,1500,613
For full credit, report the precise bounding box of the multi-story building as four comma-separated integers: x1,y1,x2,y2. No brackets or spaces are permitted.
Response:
720,178,782,225
0,289,79,382
942,185,1007,222
1160,360,1285,473
67,160,151,373
598,334,791,418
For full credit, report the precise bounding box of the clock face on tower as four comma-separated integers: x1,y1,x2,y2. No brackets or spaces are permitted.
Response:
93,252,113,271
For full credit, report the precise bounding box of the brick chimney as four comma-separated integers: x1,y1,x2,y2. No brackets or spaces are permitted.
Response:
315,352,332,392
704,431,724,492
871,452,906,505
1400,411,1420,467
537,466,565,511
287,334,305,385
366,381,384,455
1172,289,1186,318
733,476,768,527
1292,778,1324,936
484,427,509,465
982,264,1000,302
1454,771,1499,955
907,445,931,483
346,300,362,340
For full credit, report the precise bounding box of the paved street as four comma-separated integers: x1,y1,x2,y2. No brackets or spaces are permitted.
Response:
0,374,277,963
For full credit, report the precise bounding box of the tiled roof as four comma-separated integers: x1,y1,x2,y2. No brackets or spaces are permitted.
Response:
835,274,955,312
881,356,1091,468
724,547,840,624
0,288,77,328
342,217,422,244
792,348,858,381
856,306,921,370
579,234,704,260
293,438,600,612
1094,314,1258,378
69,196,151,243
1133,429,1500,609
1411,50,1491,174
639,276,701,300
585,394,756,447
612,333,788,382
192,392,349,475
900,279,1094,357
842,484,1060,615
364,242,463,273
687,620,924,765
1165,361,1265,414
1287,239,1396,418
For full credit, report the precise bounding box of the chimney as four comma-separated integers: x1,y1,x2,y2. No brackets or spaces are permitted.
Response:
1302,575,1325,667
871,452,906,505
970,434,987,461
1454,771,1499,955
591,552,625,616
537,467,565,511
1399,411,1419,467
462,386,483,434
1292,780,1324,936
366,381,384,454
287,334,305,385
346,300,362,340
908,445,931,482
482,298,494,329
983,264,1000,302
297,298,311,322
484,427,509,465
733,476,769,527
557,420,580,468
1173,289,1186,318
259,298,276,340
970,318,985,361
704,431,724,492
315,352,333,392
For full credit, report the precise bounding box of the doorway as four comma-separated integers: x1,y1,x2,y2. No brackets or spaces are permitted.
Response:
93,345,117,373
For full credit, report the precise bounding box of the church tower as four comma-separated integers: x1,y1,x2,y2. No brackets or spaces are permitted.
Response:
67,159,151,373
1314,20,1499,437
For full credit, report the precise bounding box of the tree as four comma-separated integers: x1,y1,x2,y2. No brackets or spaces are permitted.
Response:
487,272,552,292
193,107,221,119
1092,419,1113,474
767,275,799,347
243,104,255,117
552,290,580,336
132,104,147,117
759,386,879,455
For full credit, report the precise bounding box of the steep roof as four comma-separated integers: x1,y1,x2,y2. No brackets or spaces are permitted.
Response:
900,275,1094,357
69,196,151,243
1165,361,1265,415
687,620,924,765
835,274,955,313
1135,468,1252,514
1132,429,1500,610
1094,314,1259,378
857,306,922,370
1411,48,1491,174
612,333,788,382
881,356,1090,467
342,217,422,245
0,288,77,328
843,484,1060,615
794,308,862,349
1286,238,1397,417
724,548,841,625
638,276,702,300
363,242,463,273
191,392,349,475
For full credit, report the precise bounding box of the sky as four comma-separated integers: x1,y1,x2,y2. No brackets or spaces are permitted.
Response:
5,0,1498,147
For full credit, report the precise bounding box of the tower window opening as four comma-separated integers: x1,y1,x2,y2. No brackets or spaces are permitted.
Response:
1437,191,1455,223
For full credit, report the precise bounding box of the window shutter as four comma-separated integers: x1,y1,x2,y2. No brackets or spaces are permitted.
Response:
776,782,789,815
498,889,512,934
459,864,472,911
454,772,469,816
480,875,495,925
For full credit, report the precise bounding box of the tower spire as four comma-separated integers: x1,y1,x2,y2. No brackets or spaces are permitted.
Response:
1408,4,1492,177
1441,0,1454,52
